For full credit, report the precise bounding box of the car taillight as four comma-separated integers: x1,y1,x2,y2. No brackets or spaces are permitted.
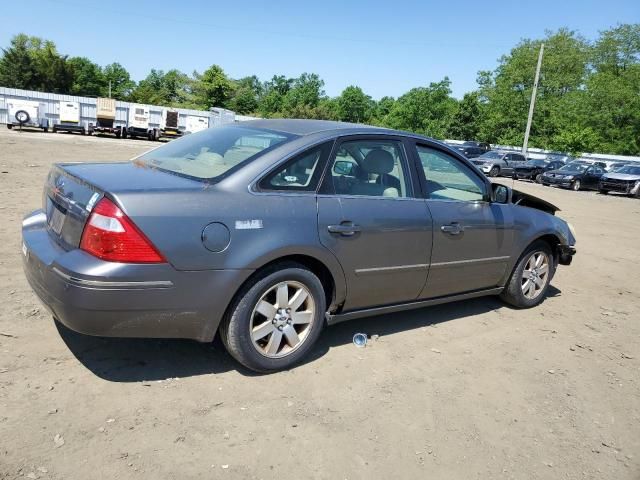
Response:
80,197,165,263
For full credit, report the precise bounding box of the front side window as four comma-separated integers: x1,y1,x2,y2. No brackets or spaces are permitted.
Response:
327,139,410,198
416,145,486,201
137,125,292,180
259,142,332,191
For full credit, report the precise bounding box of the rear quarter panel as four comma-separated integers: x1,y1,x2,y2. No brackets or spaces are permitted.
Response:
114,186,347,304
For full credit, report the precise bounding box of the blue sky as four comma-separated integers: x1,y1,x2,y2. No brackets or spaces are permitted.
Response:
2,0,638,99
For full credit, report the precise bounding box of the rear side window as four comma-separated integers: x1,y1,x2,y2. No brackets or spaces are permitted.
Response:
138,125,292,181
259,142,332,192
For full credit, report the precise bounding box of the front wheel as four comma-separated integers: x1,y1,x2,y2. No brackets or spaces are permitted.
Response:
489,166,500,177
535,173,543,183
571,179,581,191
500,241,555,308
220,263,326,372
598,189,608,195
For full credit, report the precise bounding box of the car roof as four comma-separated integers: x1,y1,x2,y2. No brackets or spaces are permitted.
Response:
237,118,395,136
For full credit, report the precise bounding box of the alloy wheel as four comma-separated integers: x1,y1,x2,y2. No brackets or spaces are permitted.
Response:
249,281,316,358
521,251,550,300
572,180,581,191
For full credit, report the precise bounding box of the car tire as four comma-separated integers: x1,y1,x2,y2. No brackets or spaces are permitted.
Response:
571,180,581,191
500,240,555,308
535,173,543,183
598,189,608,195
7,124,13,130
489,166,500,177
220,262,326,373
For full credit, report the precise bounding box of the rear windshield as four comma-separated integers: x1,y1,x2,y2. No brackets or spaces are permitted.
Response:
137,125,292,180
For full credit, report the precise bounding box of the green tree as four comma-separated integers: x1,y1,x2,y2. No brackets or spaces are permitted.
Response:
193,64,235,109
384,78,457,138
102,62,135,99
375,96,395,120
477,29,590,147
0,34,38,89
283,73,325,113
449,92,483,141
68,57,106,96
132,69,192,105
29,39,73,93
228,75,262,114
336,85,374,123
257,75,293,116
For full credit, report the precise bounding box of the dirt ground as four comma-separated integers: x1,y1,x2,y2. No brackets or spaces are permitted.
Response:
0,128,638,480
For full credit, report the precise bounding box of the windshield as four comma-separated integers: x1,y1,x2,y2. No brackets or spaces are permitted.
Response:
615,165,640,175
137,125,292,180
560,163,588,172
524,159,546,166
478,151,501,160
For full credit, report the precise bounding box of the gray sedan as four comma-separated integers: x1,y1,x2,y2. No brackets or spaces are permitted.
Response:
22,120,576,372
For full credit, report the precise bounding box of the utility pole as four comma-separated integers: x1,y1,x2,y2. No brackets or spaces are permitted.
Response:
522,43,544,156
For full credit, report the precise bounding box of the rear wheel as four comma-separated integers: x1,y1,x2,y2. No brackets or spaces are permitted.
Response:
599,189,608,195
489,166,500,177
6,124,12,130
500,241,555,308
571,179,581,191
220,263,326,372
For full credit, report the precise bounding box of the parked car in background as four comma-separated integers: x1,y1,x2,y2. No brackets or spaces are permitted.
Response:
513,159,565,183
541,162,606,191
598,164,640,197
462,140,491,153
606,162,627,172
472,151,527,177
21,119,576,372
453,145,485,159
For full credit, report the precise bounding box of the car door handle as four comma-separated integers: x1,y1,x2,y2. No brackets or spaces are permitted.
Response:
328,222,361,236
441,223,464,235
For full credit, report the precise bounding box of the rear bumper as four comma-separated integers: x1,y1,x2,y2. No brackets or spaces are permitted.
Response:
21,210,253,342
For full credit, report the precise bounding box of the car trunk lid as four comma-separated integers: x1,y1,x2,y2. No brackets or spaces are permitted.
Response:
44,162,205,250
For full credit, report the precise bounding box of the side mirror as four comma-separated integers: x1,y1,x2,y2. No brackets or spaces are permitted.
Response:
333,160,354,176
492,183,512,204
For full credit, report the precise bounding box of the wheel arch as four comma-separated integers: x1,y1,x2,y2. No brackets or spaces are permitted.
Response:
500,232,564,288
209,251,346,342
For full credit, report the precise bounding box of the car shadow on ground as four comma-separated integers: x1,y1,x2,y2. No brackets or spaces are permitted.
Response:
58,287,561,382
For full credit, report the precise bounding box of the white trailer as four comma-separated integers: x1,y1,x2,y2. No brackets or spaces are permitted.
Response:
126,105,156,140
6,100,49,131
185,115,209,133
53,101,85,134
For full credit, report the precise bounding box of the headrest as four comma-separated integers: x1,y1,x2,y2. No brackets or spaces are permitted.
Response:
361,149,394,174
